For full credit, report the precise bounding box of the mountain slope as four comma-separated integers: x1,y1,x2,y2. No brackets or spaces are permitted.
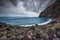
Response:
39,0,60,19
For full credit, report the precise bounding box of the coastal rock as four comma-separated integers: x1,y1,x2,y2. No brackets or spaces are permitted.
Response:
0,36,7,40
39,0,60,19
0,22,60,40
53,38,60,40
56,28,60,38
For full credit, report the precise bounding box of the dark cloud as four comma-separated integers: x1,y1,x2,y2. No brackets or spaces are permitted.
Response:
0,0,6,7
9,0,17,6
0,0,17,7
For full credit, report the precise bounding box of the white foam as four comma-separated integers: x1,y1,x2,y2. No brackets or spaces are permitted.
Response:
38,18,52,25
19,19,52,27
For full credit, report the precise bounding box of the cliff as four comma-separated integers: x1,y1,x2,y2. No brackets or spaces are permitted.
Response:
39,0,60,19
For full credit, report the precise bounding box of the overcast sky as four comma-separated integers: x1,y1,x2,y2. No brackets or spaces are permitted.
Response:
0,0,56,17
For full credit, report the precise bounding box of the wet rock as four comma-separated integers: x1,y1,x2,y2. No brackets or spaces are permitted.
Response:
26,29,35,40
36,34,41,38
56,29,60,38
15,29,25,40
0,36,7,40
53,38,60,40
9,35,16,40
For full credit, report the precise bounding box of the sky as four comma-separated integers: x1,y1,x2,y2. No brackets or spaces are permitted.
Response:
0,0,56,17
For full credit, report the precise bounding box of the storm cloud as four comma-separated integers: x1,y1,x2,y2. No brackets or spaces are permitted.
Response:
0,0,56,17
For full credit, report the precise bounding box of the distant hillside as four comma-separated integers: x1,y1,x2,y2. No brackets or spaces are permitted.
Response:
39,0,60,19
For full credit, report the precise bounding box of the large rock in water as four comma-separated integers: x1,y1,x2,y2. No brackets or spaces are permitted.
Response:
39,0,60,19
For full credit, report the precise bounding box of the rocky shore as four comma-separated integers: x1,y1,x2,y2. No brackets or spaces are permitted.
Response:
0,21,60,40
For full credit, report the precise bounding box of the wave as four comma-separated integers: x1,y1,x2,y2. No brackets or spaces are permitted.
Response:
19,19,52,27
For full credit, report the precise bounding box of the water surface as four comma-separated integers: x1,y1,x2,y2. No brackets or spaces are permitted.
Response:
0,17,52,26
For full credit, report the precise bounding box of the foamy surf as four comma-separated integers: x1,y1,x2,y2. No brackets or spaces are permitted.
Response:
19,19,52,27
0,17,53,27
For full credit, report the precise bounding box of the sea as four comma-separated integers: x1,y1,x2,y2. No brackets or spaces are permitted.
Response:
0,17,52,27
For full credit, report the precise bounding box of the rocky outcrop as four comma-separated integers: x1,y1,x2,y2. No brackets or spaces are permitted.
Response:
39,0,60,19
0,22,60,40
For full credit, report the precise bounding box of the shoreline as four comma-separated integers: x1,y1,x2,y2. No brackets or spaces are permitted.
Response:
0,19,60,40
0,18,53,27
19,18,52,27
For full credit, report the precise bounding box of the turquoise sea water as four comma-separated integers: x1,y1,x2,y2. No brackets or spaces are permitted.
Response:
0,17,52,26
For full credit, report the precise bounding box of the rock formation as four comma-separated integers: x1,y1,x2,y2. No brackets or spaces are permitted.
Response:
39,0,60,19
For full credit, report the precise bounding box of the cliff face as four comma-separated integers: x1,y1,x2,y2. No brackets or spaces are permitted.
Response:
39,0,60,19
